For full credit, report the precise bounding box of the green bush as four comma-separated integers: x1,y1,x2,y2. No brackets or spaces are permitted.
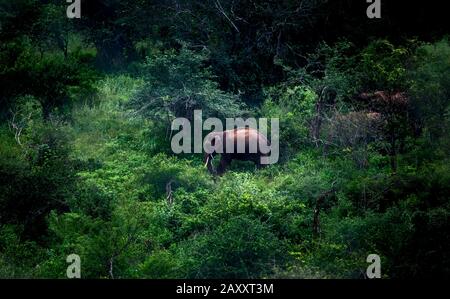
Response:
174,216,287,279
130,46,246,126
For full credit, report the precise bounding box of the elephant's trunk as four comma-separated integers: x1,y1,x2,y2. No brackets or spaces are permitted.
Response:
204,153,215,174
204,155,211,168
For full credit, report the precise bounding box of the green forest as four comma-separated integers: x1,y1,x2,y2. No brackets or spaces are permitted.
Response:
0,0,449,279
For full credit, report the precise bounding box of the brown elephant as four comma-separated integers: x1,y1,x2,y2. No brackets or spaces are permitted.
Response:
203,128,271,175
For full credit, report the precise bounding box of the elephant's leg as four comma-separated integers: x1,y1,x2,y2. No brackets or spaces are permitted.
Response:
216,156,231,175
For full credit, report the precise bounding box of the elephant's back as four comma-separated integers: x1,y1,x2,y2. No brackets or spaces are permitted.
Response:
226,127,270,146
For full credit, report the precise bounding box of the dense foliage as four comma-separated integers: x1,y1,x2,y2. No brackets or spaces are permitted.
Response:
0,0,449,279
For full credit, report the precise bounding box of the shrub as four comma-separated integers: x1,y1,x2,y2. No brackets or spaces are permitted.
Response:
174,216,287,278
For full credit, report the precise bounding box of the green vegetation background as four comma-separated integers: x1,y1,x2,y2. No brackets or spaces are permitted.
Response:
0,0,449,278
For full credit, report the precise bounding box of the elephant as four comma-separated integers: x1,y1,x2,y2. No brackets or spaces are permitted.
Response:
203,128,271,175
